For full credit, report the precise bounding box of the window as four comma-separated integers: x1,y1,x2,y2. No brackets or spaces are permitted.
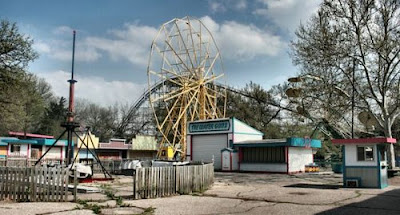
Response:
10,144,21,153
242,147,285,163
357,146,374,161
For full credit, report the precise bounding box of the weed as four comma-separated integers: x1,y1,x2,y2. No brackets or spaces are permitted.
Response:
138,207,155,215
75,199,102,214
101,184,116,199
76,199,89,207
116,196,123,206
90,204,102,214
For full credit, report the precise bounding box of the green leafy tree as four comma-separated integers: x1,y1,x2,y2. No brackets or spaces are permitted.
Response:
0,20,41,135
37,97,68,136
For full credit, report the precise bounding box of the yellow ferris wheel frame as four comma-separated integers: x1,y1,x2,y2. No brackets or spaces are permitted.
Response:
147,16,226,160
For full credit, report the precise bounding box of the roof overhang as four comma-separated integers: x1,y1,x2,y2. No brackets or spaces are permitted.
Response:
234,137,322,148
332,137,397,145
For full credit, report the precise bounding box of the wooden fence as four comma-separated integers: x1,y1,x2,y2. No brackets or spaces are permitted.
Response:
133,163,214,199
0,167,70,202
0,158,65,167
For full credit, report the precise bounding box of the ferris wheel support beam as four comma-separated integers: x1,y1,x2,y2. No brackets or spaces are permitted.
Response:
148,17,226,160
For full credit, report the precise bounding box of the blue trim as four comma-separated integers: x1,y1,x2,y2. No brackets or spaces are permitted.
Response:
235,137,322,148
234,132,264,136
4,139,38,144
0,155,5,158
343,145,347,187
232,117,234,134
287,137,322,148
377,145,382,188
188,119,230,133
221,148,237,153
1,138,71,147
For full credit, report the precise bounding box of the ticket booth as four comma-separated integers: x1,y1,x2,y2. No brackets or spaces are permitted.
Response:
332,138,396,188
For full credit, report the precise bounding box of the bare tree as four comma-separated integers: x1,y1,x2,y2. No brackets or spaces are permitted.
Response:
291,0,400,167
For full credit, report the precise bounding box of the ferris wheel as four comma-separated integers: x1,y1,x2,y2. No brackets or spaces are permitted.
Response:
147,16,226,160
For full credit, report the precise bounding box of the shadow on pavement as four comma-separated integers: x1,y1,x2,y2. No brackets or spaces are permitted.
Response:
284,183,341,189
316,188,400,215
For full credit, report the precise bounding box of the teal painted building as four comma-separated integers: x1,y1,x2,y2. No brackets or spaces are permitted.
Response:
0,136,71,161
333,138,396,188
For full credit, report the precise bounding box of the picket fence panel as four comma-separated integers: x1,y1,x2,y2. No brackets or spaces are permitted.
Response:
133,163,214,199
0,167,69,202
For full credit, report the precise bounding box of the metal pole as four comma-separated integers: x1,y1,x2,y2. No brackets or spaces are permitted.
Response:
67,30,77,123
67,129,74,165
351,62,355,139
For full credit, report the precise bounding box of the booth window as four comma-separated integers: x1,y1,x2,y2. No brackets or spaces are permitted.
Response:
357,146,374,161
242,147,285,163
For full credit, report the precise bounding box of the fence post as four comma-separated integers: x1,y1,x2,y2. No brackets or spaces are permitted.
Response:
133,169,136,199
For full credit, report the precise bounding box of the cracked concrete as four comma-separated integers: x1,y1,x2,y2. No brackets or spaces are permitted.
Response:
1,172,399,214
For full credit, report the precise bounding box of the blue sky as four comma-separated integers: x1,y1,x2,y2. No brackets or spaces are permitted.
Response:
0,0,321,106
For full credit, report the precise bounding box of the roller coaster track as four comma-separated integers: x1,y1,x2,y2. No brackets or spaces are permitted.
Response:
132,80,287,113
130,80,347,139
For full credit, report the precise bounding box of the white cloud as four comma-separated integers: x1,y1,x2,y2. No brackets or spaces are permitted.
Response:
34,38,101,62
209,2,226,13
235,0,247,10
85,23,158,66
200,16,284,60
254,0,321,32
52,26,74,35
35,17,283,67
208,0,246,13
38,70,146,106
33,41,51,54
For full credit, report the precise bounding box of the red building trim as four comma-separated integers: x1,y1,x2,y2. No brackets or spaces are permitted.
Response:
8,131,54,139
239,170,290,174
332,137,396,145
285,146,289,174
27,144,30,159
190,135,193,161
238,147,244,171
230,153,232,171
60,146,63,161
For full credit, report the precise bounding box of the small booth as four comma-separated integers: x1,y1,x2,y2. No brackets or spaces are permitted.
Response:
332,138,397,188
235,137,321,174
221,148,239,171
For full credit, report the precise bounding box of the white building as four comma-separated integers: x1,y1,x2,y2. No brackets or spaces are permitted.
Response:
187,117,321,173
186,117,263,169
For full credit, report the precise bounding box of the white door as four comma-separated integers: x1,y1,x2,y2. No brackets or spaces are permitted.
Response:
192,134,227,169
